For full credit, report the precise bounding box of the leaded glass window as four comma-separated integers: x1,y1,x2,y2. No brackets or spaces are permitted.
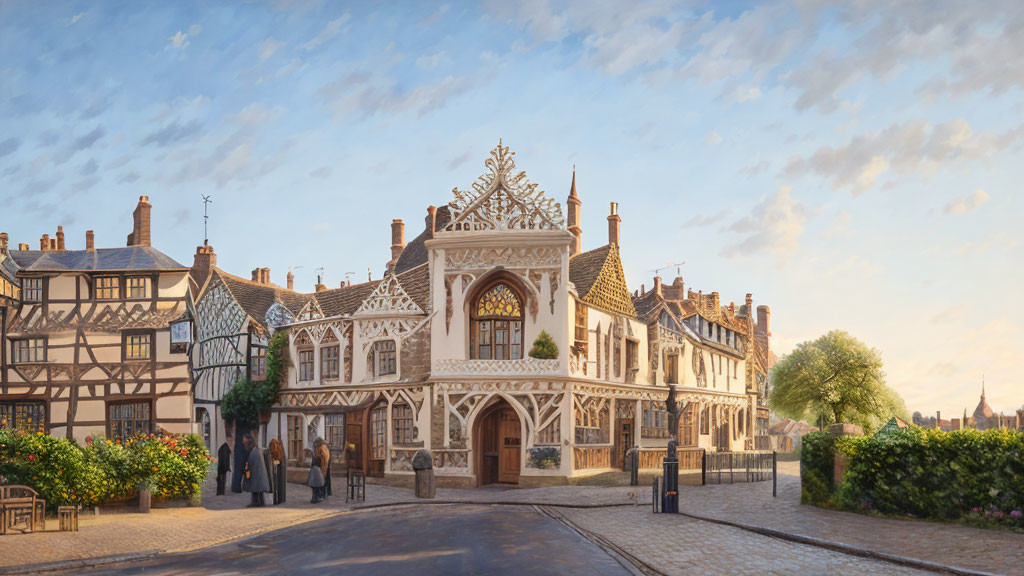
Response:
472,282,523,360
108,402,151,441
392,403,414,445
0,402,45,433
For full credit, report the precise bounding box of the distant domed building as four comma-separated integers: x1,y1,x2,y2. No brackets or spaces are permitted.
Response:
971,384,998,430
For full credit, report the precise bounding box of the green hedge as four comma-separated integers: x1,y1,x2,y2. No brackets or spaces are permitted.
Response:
0,429,210,510
801,428,1024,529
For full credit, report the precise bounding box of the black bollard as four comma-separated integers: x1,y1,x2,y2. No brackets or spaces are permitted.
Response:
662,440,679,513
628,448,639,487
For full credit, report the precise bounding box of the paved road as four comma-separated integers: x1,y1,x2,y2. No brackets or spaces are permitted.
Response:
54,504,634,576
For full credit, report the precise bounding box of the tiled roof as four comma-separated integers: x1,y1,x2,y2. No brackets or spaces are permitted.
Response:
632,289,662,320
215,269,312,330
569,244,636,317
0,253,19,282
315,262,432,317
569,244,610,299
315,279,381,317
394,206,451,274
9,247,187,272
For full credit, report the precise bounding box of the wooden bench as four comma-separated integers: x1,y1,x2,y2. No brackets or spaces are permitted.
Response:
0,486,47,535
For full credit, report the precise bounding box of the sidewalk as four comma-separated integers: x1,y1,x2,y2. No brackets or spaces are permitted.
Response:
671,460,1023,576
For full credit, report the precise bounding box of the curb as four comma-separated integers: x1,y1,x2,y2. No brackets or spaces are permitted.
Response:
536,505,665,576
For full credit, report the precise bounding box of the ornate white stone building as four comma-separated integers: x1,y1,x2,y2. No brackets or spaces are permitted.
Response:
256,141,772,487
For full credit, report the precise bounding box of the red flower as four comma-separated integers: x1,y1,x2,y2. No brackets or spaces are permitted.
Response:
85,436,94,445
28,454,35,461
180,448,188,457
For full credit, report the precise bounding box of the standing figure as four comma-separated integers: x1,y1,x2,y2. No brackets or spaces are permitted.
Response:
266,438,288,505
241,433,270,507
216,440,232,496
318,439,333,498
307,442,326,503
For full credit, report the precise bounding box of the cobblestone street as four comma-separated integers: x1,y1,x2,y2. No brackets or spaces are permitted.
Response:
1,463,1021,575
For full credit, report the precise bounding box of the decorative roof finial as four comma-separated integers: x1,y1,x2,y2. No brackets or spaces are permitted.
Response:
569,165,578,199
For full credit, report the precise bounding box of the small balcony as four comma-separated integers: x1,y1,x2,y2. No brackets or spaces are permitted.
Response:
431,357,560,378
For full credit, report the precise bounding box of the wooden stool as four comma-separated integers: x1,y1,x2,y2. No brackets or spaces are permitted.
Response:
346,470,365,503
58,506,79,532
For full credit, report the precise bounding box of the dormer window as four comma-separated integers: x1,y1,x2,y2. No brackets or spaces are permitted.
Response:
471,282,523,360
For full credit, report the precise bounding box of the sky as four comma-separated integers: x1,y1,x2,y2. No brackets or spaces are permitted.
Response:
1,1,1022,417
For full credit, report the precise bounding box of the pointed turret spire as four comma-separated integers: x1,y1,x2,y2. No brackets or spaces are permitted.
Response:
567,164,583,256
981,374,986,401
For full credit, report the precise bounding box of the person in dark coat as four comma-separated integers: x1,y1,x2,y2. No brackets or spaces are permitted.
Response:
241,433,270,507
307,440,326,503
216,441,232,496
265,438,287,505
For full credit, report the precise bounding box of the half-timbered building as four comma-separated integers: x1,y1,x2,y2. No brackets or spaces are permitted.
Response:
189,247,310,452
263,142,773,487
0,197,193,442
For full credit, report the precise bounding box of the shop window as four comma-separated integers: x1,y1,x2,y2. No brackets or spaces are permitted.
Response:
108,402,151,441
0,401,46,433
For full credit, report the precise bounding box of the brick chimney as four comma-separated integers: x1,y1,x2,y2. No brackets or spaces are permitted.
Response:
756,305,771,336
710,291,720,310
127,196,152,247
426,206,437,240
567,167,582,256
40,234,49,251
286,270,294,291
261,268,270,285
607,202,620,246
0,232,7,253
86,230,95,252
653,276,662,297
56,226,65,251
388,219,406,271
191,242,216,287
18,243,29,251
745,293,753,315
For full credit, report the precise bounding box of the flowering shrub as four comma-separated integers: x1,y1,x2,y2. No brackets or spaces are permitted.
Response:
0,428,210,510
801,427,1024,530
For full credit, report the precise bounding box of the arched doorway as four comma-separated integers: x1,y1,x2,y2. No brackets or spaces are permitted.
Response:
474,399,522,485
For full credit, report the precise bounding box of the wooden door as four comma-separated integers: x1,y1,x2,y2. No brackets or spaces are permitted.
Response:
614,419,633,471
498,408,521,483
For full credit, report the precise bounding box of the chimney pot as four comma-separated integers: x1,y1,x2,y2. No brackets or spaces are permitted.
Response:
56,226,65,251
86,230,95,252
389,219,406,270
252,268,260,282
426,206,437,239
41,234,49,251
756,305,771,336
607,202,621,246
287,270,295,291
0,232,7,253
653,276,662,297
18,243,29,251
262,268,270,285
191,243,216,287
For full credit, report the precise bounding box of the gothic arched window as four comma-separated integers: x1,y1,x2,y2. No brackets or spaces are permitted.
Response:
472,282,523,360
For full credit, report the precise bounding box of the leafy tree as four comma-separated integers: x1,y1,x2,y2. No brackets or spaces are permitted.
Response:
221,330,291,430
769,330,907,432
528,330,559,360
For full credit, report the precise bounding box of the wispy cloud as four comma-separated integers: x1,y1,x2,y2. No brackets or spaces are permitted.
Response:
260,37,285,60
167,24,201,50
944,189,990,215
301,14,350,51
722,186,806,265
318,72,473,121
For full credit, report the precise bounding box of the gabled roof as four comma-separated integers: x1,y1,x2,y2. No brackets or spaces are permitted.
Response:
214,269,311,330
9,247,187,272
569,244,636,317
314,263,430,317
0,252,19,283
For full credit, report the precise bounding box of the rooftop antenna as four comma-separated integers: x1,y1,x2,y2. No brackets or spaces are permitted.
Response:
651,261,686,276
315,266,325,286
344,271,355,286
201,195,212,244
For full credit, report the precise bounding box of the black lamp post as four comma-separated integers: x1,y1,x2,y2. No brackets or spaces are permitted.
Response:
662,384,680,513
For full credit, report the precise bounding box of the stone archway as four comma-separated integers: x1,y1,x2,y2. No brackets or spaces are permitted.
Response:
474,398,523,485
